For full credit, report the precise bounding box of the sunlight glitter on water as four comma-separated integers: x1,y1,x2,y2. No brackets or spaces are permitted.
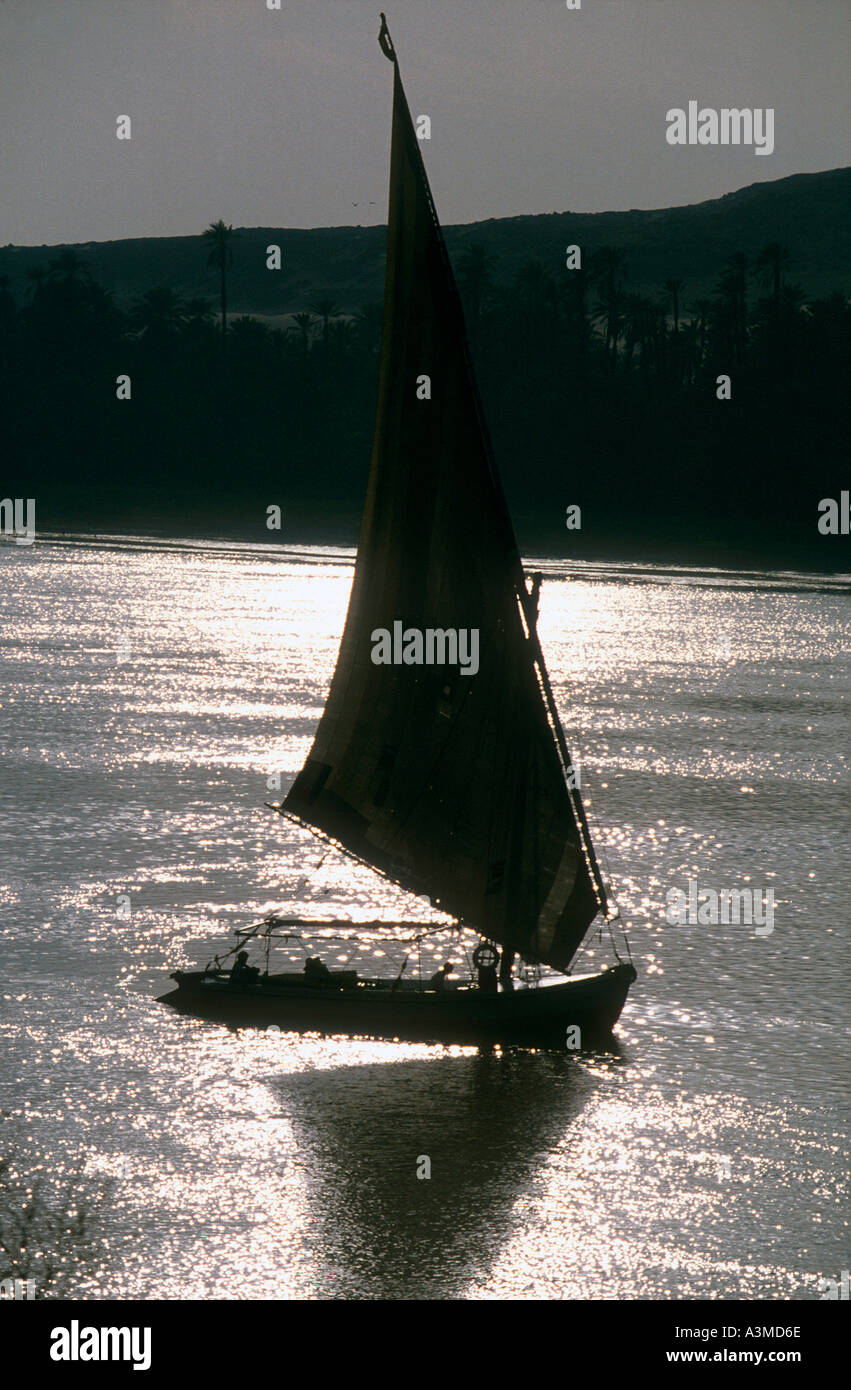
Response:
1,539,848,1299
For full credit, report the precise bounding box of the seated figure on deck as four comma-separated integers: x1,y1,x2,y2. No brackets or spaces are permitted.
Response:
428,961,455,992
499,948,515,992
476,961,498,993
230,950,260,984
304,956,331,981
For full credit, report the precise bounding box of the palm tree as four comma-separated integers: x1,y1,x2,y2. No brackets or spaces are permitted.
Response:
202,220,237,340
308,298,340,350
663,277,685,382
589,247,627,363
227,315,273,362
184,296,213,322
664,278,684,336
622,293,656,372
290,311,315,360
562,261,592,379
678,318,700,385
718,252,748,361
515,260,558,320
756,242,791,306
179,297,215,347
47,248,89,286
130,286,186,344
591,283,625,364
691,298,712,367
25,265,47,306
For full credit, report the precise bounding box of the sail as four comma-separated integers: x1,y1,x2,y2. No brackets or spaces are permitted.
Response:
284,36,603,971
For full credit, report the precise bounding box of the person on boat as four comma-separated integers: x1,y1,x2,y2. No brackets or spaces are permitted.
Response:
527,573,543,627
499,949,515,992
428,961,455,992
304,956,331,980
230,950,259,984
476,960,498,993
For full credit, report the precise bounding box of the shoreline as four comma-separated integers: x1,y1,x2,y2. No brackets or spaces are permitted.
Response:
7,523,848,593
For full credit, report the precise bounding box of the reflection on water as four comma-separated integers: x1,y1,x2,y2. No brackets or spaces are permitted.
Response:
0,537,848,1299
274,1051,601,1300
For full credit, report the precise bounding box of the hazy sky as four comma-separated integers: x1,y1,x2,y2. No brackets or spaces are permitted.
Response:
1,0,848,246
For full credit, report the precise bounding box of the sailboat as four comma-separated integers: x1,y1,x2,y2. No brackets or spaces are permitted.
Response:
160,16,637,1047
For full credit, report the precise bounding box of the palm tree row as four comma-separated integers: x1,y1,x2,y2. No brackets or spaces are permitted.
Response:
2,222,846,551
3,229,840,387
456,236,816,376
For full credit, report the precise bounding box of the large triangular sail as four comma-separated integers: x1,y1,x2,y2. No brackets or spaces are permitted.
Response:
284,21,607,971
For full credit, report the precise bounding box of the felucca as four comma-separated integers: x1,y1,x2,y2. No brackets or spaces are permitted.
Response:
162,15,637,1047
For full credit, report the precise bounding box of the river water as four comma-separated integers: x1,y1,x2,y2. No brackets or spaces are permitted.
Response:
1,535,848,1300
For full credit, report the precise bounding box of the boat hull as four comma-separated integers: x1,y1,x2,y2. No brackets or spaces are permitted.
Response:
158,962,637,1048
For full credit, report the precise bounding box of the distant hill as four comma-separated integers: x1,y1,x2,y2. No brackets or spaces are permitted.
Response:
2,167,848,317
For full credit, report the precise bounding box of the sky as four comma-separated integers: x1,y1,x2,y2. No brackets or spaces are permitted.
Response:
1,0,848,247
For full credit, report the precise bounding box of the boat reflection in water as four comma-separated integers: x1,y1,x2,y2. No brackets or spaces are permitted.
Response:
269,1048,623,1300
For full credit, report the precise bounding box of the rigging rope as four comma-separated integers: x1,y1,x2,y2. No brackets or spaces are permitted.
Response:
541,601,633,967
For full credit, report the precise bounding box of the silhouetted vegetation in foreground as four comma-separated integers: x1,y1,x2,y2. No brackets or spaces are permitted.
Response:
0,1128,115,1298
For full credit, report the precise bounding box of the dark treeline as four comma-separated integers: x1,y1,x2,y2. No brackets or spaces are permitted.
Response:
2,225,848,563
463,241,849,561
